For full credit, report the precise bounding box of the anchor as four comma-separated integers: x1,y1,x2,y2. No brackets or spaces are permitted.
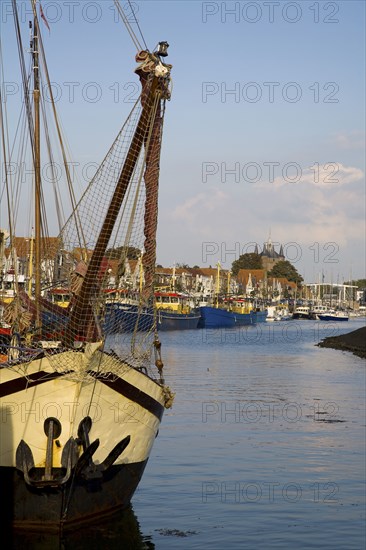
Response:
43,417,61,481
16,416,78,488
74,416,131,481
74,416,102,480
16,415,131,488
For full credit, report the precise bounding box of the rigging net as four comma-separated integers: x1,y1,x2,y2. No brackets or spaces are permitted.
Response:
3,49,172,382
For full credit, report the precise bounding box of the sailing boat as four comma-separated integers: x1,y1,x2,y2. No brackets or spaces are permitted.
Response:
0,0,174,530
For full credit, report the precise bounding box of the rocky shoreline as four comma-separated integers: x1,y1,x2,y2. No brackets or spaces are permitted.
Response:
317,326,366,359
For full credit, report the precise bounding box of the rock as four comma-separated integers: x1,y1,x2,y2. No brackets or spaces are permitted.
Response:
317,326,366,359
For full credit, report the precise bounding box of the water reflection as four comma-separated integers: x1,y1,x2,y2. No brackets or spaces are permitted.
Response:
133,320,366,549
10,506,154,550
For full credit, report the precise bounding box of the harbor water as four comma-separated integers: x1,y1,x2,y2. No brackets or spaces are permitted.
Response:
133,318,366,549
14,318,366,549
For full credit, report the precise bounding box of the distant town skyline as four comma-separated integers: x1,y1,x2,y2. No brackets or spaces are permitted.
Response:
1,1,365,281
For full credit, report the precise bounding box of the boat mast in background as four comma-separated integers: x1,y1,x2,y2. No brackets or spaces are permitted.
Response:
31,7,42,329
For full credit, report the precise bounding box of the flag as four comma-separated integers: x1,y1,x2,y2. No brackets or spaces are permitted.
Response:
40,3,50,33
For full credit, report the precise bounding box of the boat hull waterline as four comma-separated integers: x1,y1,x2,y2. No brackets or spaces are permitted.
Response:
104,304,201,331
0,344,170,529
198,306,255,328
157,310,201,330
318,314,349,322
104,303,154,333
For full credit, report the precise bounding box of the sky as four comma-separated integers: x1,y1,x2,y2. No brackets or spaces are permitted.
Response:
1,0,365,282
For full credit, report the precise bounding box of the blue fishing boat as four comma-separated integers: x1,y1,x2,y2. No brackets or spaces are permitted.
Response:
104,301,154,332
157,310,201,330
198,298,255,328
198,305,235,328
251,308,268,323
318,311,349,322
155,292,200,330
105,291,201,332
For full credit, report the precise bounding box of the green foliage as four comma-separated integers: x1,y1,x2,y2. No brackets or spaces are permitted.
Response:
174,280,183,291
231,253,262,276
268,260,303,284
105,246,141,260
344,279,366,289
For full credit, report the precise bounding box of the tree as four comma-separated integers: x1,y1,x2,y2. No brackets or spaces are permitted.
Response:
268,260,303,285
231,253,262,276
344,279,366,289
105,246,141,260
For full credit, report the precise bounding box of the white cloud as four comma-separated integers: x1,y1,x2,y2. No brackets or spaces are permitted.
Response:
170,190,229,224
268,163,364,188
160,169,365,277
333,131,365,150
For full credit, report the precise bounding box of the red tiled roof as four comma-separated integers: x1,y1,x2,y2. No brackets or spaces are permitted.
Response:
5,236,61,259
237,269,266,285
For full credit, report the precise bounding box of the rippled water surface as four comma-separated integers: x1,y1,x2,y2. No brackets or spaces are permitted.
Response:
16,319,365,549
132,319,365,549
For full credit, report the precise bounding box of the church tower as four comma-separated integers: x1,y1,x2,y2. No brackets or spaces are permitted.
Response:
259,235,285,272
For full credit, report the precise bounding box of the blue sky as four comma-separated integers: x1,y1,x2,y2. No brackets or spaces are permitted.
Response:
1,0,365,282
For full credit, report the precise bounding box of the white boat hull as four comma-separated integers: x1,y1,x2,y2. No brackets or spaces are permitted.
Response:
0,344,170,529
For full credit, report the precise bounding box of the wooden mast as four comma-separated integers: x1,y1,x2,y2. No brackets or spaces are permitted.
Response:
64,72,162,345
215,262,221,308
32,10,41,328
27,229,34,296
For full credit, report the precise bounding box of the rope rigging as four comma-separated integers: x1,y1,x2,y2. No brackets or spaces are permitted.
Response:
1,0,173,383
114,0,149,52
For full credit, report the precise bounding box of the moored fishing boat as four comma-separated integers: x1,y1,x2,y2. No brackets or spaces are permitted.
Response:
311,304,329,319
318,310,349,322
266,305,291,321
292,305,312,319
103,290,154,333
155,291,200,330
0,315,11,362
48,288,72,308
197,262,265,328
198,304,236,328
229,298,256,326
251,307,268,323
0,0,174,531
157,309,201,330
198,298,255,328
